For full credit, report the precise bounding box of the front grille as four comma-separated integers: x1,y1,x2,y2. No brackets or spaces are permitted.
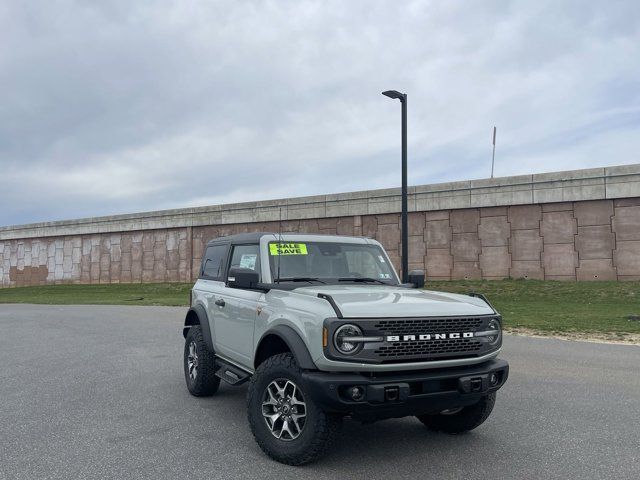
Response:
375,338,483,358
324,315,501,364
373,317,484,334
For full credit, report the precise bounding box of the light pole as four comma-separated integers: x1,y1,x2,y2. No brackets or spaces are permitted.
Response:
382,90,408,283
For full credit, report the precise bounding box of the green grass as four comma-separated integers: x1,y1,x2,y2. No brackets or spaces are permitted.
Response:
0,280,638,336
0,283,192,307
426,279,640,336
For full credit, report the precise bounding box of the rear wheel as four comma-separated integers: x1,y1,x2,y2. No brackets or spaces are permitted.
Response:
183,326,220,396
416,393,496,434
247,353,341,465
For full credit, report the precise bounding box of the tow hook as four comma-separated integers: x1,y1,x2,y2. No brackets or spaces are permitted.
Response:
384,386,400,401
459,375,488,394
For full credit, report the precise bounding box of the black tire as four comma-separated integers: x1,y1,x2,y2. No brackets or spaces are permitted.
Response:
416,393,496,434
184,326,220,396
247,353,341,465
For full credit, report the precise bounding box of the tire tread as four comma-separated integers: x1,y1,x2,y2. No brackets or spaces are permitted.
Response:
184,326,220,397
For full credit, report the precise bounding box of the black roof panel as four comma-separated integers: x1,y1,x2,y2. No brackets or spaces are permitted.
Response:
206,232,274,246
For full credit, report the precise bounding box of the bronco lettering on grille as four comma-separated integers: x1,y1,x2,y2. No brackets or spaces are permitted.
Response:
385,332,475,342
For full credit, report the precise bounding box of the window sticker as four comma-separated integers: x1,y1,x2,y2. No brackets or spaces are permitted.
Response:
378,255,386,263
379,273,391,279
239,254,257,270
269,243,308,256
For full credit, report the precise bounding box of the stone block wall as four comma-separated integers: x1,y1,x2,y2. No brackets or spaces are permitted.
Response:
0,229,192,286
2,197,639,286
342,199,638,282
2,164,640,286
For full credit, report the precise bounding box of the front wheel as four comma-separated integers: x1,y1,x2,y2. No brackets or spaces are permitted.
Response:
416,393,496,434
247,353,341,465
183,326,220,396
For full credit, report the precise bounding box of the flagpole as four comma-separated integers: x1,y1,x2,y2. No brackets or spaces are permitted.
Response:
491,126,497,178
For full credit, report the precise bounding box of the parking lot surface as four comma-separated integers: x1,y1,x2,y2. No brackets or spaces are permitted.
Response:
0,304,638,480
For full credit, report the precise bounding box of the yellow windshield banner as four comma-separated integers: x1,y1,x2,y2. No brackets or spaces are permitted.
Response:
269,243,308,256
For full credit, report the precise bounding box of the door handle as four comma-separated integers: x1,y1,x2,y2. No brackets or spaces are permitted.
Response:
215,298,226,307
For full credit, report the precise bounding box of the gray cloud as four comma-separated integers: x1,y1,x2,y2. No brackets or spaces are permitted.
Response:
1,0,639,226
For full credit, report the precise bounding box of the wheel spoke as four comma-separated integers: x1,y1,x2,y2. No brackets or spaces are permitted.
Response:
290,395,305,406
280,419,295,439
284,381,296,398
264,384,279,406
263,411,281,426
275,381,286,398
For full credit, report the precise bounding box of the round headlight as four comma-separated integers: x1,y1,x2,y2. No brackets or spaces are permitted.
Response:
486,318,501,345
334,324,363,355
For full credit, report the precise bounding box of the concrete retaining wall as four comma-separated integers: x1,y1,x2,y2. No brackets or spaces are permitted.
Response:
1,164,640,286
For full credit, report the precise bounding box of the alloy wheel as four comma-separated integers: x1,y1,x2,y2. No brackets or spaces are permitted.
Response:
261,379,307,441
187,341,198,381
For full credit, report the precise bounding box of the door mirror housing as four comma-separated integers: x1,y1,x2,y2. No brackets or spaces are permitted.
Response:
408,269,425,289
228,267,260,290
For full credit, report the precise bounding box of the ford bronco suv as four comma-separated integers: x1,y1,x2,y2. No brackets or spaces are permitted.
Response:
182,233,508,465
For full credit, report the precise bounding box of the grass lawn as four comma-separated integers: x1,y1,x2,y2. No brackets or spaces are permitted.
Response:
0,280,638,336
0,283,192,307
426,280,640,337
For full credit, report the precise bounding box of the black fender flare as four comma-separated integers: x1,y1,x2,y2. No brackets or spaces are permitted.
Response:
183,304,214,351
257,325,317,370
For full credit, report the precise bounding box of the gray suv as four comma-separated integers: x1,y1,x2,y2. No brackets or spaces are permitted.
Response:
182,232,508,465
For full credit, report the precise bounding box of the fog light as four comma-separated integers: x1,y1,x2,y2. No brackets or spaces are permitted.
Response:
349,386,365,401
490,373,499,386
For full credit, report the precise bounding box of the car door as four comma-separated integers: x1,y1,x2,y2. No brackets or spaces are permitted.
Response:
196,242,230,352
214,243,264,366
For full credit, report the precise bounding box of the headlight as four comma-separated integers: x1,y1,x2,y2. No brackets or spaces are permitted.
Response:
486,318,501,345
334,324,363,355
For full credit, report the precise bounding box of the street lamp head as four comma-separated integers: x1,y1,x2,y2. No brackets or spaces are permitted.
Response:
382,90,406,101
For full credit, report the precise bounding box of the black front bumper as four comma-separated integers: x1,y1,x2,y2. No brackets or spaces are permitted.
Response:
302,359,509,421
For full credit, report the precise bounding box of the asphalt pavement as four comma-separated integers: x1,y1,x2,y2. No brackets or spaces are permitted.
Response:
0,304,638,480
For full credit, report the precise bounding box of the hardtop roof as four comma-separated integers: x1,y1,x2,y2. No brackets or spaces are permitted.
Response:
205,232,372,247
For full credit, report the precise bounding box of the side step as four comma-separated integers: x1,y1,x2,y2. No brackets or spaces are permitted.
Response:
215,357,251,386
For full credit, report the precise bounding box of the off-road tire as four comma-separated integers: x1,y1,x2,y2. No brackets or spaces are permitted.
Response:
184,326,220,396
416,393,496,434
247,353,341,465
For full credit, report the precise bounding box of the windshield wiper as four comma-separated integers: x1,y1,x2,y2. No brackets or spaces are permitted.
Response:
276,277,327,284
338,277,387,284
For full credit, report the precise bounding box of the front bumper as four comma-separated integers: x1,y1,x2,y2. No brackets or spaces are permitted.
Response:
302,359,509,421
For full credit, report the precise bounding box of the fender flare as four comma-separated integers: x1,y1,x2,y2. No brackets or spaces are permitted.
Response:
183,304,214,351
257,324,317,370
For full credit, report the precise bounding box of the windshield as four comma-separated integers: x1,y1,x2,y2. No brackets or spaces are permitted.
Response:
268,241,398,284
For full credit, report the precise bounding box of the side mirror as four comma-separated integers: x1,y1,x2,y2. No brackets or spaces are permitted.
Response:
228,267,260,289
408,269,425,289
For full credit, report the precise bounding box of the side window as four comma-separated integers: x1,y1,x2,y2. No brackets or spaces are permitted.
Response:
201,244,228,280
229,244,261,279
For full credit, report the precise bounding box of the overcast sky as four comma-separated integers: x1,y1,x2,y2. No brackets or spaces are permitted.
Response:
1,0,639,226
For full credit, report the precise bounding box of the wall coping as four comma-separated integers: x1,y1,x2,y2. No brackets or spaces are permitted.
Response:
2,163,639,240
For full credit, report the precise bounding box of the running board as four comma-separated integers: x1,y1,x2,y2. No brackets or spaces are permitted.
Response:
215,358,251,386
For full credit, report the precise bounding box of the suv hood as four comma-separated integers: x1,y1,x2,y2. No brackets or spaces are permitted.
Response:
293,285,495,318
